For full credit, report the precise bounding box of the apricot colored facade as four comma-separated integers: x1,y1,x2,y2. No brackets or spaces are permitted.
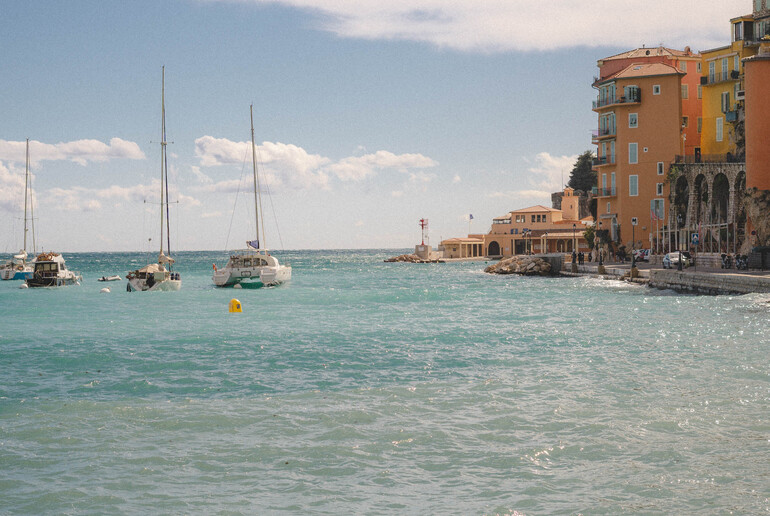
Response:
592,59,688,251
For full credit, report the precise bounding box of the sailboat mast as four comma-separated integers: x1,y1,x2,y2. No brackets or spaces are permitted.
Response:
163,72,172,260
250,105,262,249
23,139,29,254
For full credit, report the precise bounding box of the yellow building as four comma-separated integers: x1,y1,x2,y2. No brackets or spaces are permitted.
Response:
699,14,758,158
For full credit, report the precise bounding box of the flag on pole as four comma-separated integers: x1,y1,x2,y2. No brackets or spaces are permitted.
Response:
469,214,474,220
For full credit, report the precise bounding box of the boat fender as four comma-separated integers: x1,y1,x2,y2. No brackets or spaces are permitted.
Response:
213,263,217,271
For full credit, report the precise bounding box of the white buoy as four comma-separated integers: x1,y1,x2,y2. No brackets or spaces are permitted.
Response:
233,283,243,289
19,283,28,289
100,287,111,293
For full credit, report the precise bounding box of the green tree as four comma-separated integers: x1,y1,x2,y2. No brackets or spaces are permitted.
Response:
567,150,596,193
583,225,595,250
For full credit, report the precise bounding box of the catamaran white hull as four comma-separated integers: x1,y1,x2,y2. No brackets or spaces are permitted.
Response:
213,265,291,287
127,277,182,292
1,268,32,280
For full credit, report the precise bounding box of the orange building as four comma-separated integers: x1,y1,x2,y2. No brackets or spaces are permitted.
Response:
744,43,770,191
592,49,701,252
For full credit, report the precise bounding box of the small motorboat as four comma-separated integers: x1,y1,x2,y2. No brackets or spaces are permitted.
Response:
98,275,121,282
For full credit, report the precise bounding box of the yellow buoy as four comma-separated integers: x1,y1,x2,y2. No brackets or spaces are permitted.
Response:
229,298,242,313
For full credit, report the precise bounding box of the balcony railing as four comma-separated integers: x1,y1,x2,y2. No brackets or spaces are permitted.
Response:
591,127,616,140
701,73,740,86
592,156,615,167
591,186,616,197
592,91,642,109
673,153,744,164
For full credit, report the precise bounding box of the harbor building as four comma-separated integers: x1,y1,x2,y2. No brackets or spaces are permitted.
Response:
699,14,758,158
441,187,590,259
592,57,695,252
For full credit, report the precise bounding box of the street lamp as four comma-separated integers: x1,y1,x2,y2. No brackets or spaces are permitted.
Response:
598,221,603,266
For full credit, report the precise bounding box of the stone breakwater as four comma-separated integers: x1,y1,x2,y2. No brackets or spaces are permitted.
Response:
384,254,444,263
484,256,553,275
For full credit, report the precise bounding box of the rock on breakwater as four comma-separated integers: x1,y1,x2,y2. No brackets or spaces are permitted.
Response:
484,255,553,275
384,254,444,263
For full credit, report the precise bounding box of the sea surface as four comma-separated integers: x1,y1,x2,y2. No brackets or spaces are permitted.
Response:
1,249,769,515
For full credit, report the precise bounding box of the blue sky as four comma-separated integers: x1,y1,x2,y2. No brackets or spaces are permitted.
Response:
0,0,740,252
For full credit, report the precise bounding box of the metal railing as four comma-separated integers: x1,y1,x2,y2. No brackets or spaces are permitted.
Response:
591,186,616,197
592,91,642,109
673,153,745,164
592,156,615,167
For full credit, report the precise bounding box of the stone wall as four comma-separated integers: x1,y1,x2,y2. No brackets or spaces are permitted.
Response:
649,269,770,295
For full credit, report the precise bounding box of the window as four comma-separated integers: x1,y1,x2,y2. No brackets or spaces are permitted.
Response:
536,214,542,223
657,162,664,175
601,142,607,159
697,62,702,73
531,215,536,223
629,175,639,196
698,117,702,133
721,91,730,112
656,183,664,196
735,82,741,102
629,113,638,128
697,85,702,99
734,55,740,72
680,61,687,72
682,116,689,128
610,141,615,163
602,173,607,190
716,117,724,142
709,61,715,83
629,143,638,164
722,57,729,81
735,22,743,42
611,172,616,193
651,199,664,220
681,84,689,99
653,85,661,95
607,202,611,214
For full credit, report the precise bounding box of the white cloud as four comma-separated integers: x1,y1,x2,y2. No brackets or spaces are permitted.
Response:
201,211,223,218
195,136,438,189
219,0,736,52
191,165,213,184
524,152,577,193
326,150,437,181
391,190,404,198
194,136,330,189
0,161,26,212
0,138,145,166
487,152,577,204
34,180,200,212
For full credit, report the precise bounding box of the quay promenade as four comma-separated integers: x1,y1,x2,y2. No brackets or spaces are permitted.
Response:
561,259,770,295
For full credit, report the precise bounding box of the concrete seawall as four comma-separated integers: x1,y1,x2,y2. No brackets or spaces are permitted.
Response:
648,270,770,295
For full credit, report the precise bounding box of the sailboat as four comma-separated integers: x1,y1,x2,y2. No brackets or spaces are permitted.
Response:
1,139,35,280
126,66,181,292
212,105,291,288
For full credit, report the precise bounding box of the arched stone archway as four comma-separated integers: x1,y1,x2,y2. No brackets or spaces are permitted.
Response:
712,173,730,224
488,241,501,256
674,175,689,226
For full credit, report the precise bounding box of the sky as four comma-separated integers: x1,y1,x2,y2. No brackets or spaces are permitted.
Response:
0,0,743,252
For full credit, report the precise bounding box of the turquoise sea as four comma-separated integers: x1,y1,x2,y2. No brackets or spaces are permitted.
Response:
1,249,769,515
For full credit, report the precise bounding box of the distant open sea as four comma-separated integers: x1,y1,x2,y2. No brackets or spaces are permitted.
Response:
1,249,769,514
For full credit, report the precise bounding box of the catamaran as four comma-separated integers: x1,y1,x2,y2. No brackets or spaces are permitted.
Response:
126,66,181,292
1,139,35,280
212,105,291,288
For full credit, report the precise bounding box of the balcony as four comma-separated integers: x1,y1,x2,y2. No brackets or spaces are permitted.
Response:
592,156,615,167
591,127,616,142
591,186,617,197
592,90,642,110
